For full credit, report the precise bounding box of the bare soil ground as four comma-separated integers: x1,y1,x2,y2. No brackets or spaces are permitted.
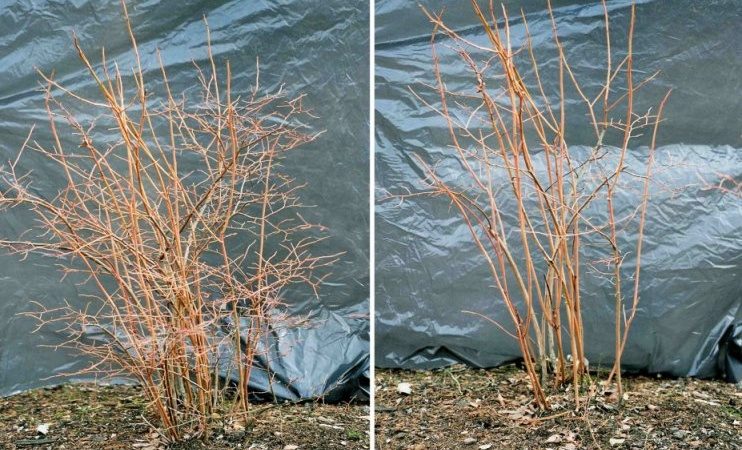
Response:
376,365,741,450
0,383,369,450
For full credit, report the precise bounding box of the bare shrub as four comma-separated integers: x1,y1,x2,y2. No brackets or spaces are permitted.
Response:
0,1,336,441
411,0,671,408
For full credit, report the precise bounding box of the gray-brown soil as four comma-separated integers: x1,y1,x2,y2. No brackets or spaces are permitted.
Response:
376,365,740,450
0,383,369,450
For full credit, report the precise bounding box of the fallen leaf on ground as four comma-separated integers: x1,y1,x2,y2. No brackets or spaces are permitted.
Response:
496,393,505,406
692,398,721,406
397,382,412,395
132,444,157,450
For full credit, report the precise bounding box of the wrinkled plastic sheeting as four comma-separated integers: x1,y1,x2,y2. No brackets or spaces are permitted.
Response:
376,0,741,380
241,315,370,402
0,0,369,400
83,312,369,402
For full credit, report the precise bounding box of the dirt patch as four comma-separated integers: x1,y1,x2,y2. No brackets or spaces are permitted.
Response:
0,383,369,450
376,365,741,450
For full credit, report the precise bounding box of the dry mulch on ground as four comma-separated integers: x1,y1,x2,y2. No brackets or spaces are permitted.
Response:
0,383,369,450
376,365,741,450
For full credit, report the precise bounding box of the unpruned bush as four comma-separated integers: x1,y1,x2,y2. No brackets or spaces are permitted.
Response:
0,1,337,441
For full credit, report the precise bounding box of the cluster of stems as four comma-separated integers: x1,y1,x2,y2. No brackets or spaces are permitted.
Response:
417,0,670,409
0,1,336,441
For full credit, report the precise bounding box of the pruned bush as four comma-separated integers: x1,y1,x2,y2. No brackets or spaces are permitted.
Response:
412,0,671,408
